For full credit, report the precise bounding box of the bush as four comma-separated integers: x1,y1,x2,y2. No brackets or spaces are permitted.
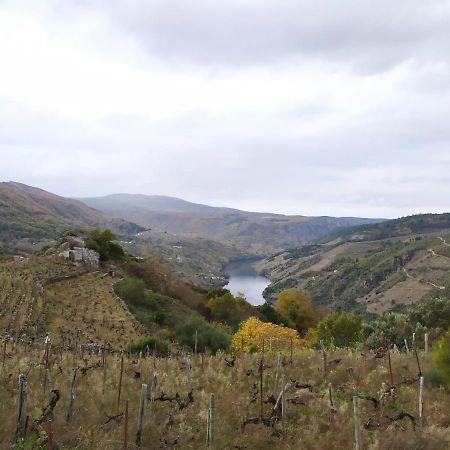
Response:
316,312,363,348
127,336,169,356
115,277,148,307
432,332,450,388
206,292,254,330
173,314,230,352
85,228,124,261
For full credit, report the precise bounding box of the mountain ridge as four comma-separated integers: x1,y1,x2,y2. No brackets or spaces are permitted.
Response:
80,193,384,253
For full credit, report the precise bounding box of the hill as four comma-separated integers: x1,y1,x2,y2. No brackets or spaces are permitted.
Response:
81,193,383,253
0,182,143,252
319,213,450,244
257,214,450,317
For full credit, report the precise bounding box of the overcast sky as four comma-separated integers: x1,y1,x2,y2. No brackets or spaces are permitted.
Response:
1,0,450,218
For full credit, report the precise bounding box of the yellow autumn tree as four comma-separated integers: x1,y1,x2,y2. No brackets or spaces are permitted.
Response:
231,316,305,352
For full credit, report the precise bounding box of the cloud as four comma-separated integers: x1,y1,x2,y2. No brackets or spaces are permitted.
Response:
0,0,449,218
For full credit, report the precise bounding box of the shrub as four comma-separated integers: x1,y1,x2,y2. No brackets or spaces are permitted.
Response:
115,277,148,307
127,336,169,355
432,331,450,388
316,312,363,348
173,314,230,352
85,228,124,261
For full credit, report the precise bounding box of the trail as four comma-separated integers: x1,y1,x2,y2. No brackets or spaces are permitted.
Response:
403,268,445,290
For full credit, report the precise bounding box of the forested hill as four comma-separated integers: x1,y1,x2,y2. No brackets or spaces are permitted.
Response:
319,213,450,244
81,193,384,253
0,182,143,252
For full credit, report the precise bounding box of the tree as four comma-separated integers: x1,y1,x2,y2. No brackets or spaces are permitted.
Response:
275,288,320,334
85,228,124,261
231,316,304,352
206,292,253,330
363,313,414,350
316,312,362,348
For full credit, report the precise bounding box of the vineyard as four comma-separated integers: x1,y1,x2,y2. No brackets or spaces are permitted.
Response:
0,257,147,349
1,340,449,449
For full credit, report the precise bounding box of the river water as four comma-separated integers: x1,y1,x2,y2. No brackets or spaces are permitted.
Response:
223,260,271,306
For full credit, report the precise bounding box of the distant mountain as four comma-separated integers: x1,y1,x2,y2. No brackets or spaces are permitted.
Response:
0,182,143,251
319,213,450,244
81,193,384,253
256,213,450,317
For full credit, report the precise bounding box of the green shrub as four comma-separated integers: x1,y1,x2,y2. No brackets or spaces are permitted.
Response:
432,331,450,388
85,228,124,261
115,277,148,307
173,314,230,352
127,336,169,355
316,312,363,348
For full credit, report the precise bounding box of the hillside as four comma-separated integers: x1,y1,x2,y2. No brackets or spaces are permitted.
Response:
319,213,450,244
0,182,143,252
0,255,147,348
122,229,246,286
81,193,383,253
257,214,450,317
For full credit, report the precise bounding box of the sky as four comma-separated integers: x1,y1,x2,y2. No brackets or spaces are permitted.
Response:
1,0,450,218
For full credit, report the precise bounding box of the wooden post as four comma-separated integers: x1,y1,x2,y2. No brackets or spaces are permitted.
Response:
419,375,424,426
320,340,328,374
102,351,107,395
412,332,416,348
66,368,78,422
281,375,286,421
275,352,282,389
328,383,336,413
123,400,128,450
259,351,264,417
414,347,422,376
117,355,124,410
194,330,198,355
2,339,7,368
149,372,157,403
185,357,192,394
424,333,428,356
16,374,28,439
353,395,362,450
269,336,272,352
206,393,215,449
290,336,293,366
404,338,410,353
387,349,394,387
136,384,147,447
47,420,53,450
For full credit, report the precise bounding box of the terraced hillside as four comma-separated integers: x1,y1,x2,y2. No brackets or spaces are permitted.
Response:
0,256,147,349
257,228,450,318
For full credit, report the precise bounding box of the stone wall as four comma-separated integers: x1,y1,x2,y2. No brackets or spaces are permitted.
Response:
69,247,100,267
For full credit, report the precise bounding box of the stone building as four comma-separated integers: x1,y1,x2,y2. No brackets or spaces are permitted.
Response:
68,247,100,267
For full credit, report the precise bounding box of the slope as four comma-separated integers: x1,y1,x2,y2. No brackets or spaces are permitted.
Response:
81,193,383,253
257,214,450,317
0,182,143,252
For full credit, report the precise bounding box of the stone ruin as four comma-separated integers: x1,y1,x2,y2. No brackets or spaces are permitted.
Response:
59,236,100,267
68,247,100,267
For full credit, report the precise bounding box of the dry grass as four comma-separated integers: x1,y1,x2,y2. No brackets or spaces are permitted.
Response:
1,342,449,449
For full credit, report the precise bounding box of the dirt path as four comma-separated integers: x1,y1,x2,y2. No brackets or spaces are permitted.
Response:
403,267,445,290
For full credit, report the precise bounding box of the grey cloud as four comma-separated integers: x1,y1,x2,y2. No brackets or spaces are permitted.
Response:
91,0,450,73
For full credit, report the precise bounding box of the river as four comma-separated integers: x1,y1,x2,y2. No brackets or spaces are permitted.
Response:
223,260,271,306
